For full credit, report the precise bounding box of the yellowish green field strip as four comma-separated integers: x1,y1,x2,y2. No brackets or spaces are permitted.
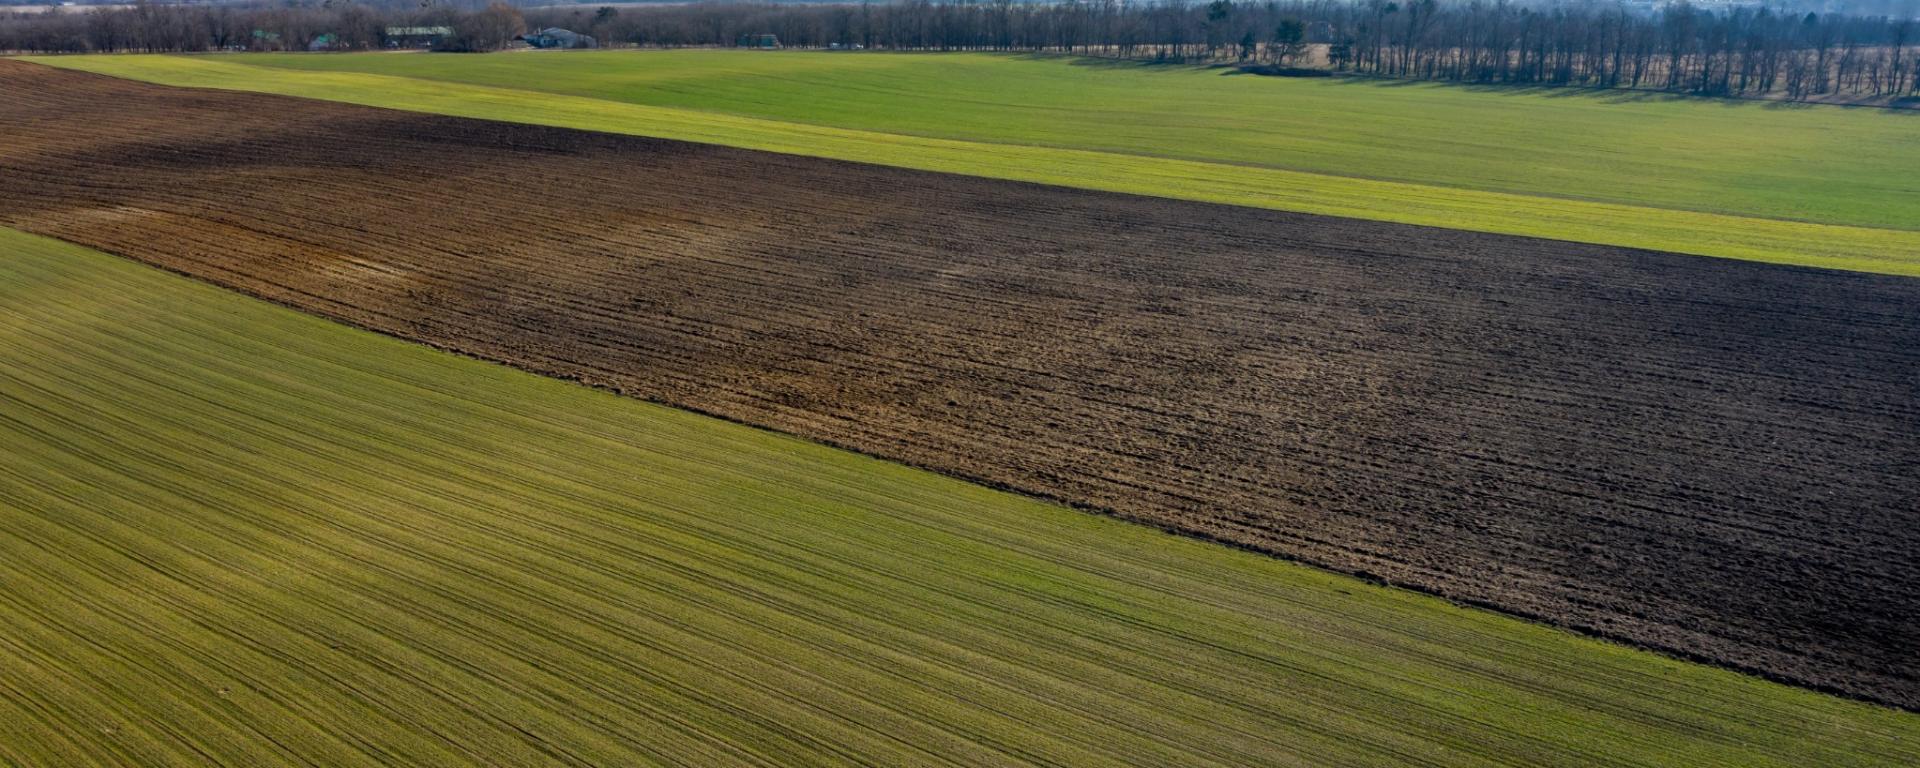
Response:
3,229,1918,765
24,54,1920,277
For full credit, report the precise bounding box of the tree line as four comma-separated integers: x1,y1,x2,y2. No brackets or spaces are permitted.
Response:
4,0,1916,100
0,0,527,53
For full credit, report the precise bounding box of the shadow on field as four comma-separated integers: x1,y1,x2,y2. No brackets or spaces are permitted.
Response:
1317,73,1920,113
1014,52,1206,70
1001,55,1919,113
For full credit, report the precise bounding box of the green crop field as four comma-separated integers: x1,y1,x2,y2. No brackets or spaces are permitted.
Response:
24,51,1920,276
3,227,1918,765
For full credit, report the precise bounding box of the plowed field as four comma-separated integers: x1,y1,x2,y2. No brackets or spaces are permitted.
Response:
3,61,1917,707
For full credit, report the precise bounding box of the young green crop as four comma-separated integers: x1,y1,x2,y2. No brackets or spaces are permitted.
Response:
3,229,1916,765
25,51,1920,276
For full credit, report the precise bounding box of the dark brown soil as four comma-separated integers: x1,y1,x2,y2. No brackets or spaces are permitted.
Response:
2,61,1916,708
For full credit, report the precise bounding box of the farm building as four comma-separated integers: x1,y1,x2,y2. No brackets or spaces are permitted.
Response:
247,28,280,50
520,27,597,49
384,26,452,48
